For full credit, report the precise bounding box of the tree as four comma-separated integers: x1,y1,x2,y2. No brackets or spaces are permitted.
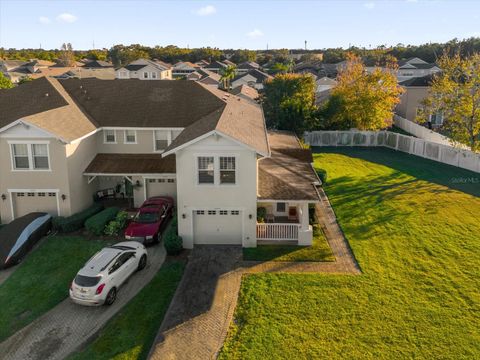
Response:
219,65,236,91
230,49,256,63
325,53,404,130
418,52,480,151
0,72,13,89
263,73,317,134
58,43,76,66
18,76,33,85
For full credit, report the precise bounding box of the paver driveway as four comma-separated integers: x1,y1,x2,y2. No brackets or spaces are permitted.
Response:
0,243,166,360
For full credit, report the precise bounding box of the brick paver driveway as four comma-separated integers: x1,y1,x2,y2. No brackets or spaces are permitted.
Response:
149,246,244,360
0,243,166,360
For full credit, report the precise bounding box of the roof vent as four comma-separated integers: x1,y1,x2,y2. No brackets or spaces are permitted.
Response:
45,93,49,97
80,85,83,89
83,90,87,94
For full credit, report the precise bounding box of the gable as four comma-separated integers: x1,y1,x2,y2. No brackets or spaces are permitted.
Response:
0,121,56,139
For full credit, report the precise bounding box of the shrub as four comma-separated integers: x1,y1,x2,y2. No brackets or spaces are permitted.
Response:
257,207,267,223
316,168,327,184
164,215,182,255
104,211,129,236
85,207,119,236
55,203,104,233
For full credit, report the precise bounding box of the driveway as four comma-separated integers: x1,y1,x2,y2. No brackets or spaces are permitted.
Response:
148,246,244,360
0,243,166,360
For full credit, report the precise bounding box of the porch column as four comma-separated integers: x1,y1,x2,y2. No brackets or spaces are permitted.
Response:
298,202,313,246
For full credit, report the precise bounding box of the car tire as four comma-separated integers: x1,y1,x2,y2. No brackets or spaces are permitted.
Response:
104,287,117,306
138,254,147,271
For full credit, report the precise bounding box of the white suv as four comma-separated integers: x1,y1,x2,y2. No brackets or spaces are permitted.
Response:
69,241,147,306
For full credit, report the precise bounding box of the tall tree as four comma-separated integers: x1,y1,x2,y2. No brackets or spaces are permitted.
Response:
0,72,13,89
419,52,480,151
219,65,237,91
326,53,404,130
263,73,317,134
58,43,76,66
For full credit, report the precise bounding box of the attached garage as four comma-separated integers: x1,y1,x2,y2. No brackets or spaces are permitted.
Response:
145,178,177,200
11,191,59,219
193,209,243,245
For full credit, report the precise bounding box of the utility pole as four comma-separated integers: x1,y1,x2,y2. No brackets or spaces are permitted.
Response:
92,40,95,49
305,40,307,51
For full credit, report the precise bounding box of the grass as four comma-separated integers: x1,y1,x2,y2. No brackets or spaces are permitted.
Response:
69,259,185,360
0,236,110,341
243,224,334,262
220,147,480,359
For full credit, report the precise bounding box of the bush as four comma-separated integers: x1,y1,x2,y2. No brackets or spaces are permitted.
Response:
104,211,129,236
164,215,182,255
54,203,104,233
85,207,119,236
316,168,327,184
257,207,267,223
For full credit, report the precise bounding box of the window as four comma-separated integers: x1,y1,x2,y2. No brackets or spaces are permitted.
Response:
32,144,49,169
154,130,169,151
11,143,50,170
231,210,240,215
198,157,215,184
38,192,46,197
143,72,149,79
219,210,228,215
48,193,56,197
124,130,136,144
430,112,444,125
119,71,128,78
220,157,236,184
27,192,35,197
151,72,157,79
104,130,116,143
16,193,25,197
158,179,166,183
276,202,286,212
167,178,175,183
148,179,156,183
208,210,216,215
196,210,205,215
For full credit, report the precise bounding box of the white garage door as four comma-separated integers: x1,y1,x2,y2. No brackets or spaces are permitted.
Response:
146,178,177,200
193,209,242,245
13,191,58,218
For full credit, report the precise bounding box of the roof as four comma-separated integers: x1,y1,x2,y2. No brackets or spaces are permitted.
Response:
164,87,269,156
237,61,260,70
398,57,428,66
83,60,114,68
123,64,147,71
222,59,236,66
59,78,225,128
125,58,171,72
84,153,176,174
230,84,259,101
204,60,228,70
399,74,436,87
257,131,320,201
233,69,272,83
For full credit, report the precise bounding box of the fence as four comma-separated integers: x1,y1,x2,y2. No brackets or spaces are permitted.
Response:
256,223,300,241
393,115,454,146
304,130,480,173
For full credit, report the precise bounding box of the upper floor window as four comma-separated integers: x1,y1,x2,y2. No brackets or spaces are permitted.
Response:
124,130,137,144
143,72,149,79
154,130,169,151
11,143,50,170
119,71,128,78
219,156,236,184
198,157,214,184
151,72,157,79
104,130,116,143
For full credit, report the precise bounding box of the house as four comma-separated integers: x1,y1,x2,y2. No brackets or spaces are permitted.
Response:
235,61,260,75
116,59,173,80
82,60,114,69
203,60,228,74
397,57,441,82
195,59,210,68
396,74,444,128
222,59,236,67
1,59,56,83
231,69,273,90
230,84,259,102
315,76,337,105
186,68,221,86
0,78,320,247
172,61,198,77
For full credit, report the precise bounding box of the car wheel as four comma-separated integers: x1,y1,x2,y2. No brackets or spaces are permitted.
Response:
154,233,160,244
137,254,147,271
105,287,117,306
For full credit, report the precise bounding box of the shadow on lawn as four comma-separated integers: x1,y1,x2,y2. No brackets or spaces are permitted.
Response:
313,147,480,198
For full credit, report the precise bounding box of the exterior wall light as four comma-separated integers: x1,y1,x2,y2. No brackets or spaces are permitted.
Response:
249,214,253,219
182,213,186,219
61,194,67,201
1,194,6,201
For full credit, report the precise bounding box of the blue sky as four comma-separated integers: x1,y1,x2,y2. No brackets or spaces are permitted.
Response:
0,0,479,50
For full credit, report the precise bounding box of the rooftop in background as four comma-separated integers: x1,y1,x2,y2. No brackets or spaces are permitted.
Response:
399,74,436,87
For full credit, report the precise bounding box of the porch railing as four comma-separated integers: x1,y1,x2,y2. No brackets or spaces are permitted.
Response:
256,223,300,241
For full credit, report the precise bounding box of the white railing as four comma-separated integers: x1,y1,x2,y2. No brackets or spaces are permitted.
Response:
393,115,455,146
304,130,480,173
256,223,300,241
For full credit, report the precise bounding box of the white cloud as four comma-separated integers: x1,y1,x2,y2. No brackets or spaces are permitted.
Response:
56,13,77,23
246,29,264,39
364,2,375,9
195,5,217,16
39,16,51,24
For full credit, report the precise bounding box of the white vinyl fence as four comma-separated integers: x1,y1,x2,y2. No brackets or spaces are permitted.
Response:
393,115,454,146
304,130,480,173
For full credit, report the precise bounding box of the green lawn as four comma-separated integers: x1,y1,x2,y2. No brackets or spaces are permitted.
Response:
220,147,480,359
243,224,334,262
0,236,110,342
69,259,185,360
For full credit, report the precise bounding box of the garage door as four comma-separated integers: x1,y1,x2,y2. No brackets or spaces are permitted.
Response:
146,178,177,200
13,191,58,218
193,209,242,245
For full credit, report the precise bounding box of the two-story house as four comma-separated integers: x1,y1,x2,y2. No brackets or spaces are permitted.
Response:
0,78,319,248
116,59,173,80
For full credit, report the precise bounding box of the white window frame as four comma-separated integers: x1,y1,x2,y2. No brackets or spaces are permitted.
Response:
151,72,157,79
153,130,173,152
195,154,238,186
104,129,117,144
197,156,215,185
219,156,236,185
143,71,149,79
124,130,137,144
9,141,51,172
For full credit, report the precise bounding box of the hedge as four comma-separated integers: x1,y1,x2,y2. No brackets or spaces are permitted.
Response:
85,207,120,236
164,215,182,255
53,203,104,233
104,211,129,236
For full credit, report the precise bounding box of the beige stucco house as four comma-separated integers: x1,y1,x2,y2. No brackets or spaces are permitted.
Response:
0,78,320,248
116,59,173,80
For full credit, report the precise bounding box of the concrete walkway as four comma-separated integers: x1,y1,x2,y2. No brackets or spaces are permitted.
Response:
0,244,166,360
148,190,361,360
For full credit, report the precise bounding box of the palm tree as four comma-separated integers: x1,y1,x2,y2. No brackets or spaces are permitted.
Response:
220,65,237,91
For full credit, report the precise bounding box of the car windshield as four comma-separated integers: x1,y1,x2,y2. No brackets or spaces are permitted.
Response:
75,275,101,287
134,211,159,223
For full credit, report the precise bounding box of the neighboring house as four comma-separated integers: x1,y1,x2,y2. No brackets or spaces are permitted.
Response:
222,59,236,67
116,59,173,80
0,78,320,247
186,68,221,86
315,76,337,105
172,61,198,77
230,84,259,102
231,69,273,90
82,60,114,69
203,60,228,74
397,57,441,82
1,59,56,83
235,61,260,75
396,74,444,128
195,59,210,68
